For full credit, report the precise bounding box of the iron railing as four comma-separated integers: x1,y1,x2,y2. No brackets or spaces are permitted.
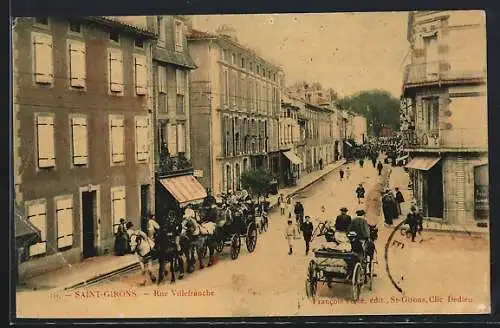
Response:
402,128,488,150
403,61,485,86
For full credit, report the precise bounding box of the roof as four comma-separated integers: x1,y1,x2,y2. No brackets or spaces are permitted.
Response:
153,49,197,69
86,17,157,38
187,29,218,39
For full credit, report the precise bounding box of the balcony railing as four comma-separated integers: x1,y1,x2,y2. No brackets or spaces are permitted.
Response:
403,61,486,87
157,148,193,177
403,128,488,150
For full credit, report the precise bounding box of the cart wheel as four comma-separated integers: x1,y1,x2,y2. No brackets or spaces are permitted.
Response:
215,239,224,253
352,262,363,301
230,234,241,260
246,222,258,253
367,257,374,291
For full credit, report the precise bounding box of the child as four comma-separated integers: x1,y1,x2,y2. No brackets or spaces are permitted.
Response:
285,219,300,255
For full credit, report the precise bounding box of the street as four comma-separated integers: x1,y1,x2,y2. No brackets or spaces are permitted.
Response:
16,163,490,318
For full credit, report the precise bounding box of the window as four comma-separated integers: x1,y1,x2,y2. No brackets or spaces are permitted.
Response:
55,196,74,249
134,54,147,96
158,121,168,150
424,34,439,76
157,17,166,46
69,20,81,33
36,114,55,168
71,116,88,165
134,38,144,48
111,187,126,234
135,116,149,162
110,116,125,163
425,98,439,131
222,68,229,106
35,17,49,25
108,48,123,93
241,57,245,68
32,32,54,84
158,65,167,94
109,31,120,43
168,124,177,155
27,200,47,256
177,123,186,153
176,69,185,113
230,70,237,105
232,53,236,65
226,164,232,192
68,39,86,88
175,20,184,52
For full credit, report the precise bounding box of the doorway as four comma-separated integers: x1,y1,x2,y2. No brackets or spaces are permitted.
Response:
81,191,97,258
426,162,444,218
140,185,150,232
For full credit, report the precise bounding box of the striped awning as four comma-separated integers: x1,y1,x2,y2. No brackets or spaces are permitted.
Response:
345,141,353,147
405,156,440,171
283,151,302,165
159,175,207,207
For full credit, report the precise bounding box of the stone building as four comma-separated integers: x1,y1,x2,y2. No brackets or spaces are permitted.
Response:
13,16,156,279
187,28,282,196
401,11,488,225
278,94,303,186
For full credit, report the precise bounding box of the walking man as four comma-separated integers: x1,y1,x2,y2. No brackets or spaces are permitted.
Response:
405,205,423,242
335,207,352,232
382,190,394,226
395,187,405,216
279,194,286,216
285,219,300,255
346,166,351,180
339,168,345,181
294,201,305,228
377,161,384,176
301,216,314,255
355,183,366,205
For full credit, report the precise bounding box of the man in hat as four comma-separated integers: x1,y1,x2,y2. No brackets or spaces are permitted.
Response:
355,183,366,205
294,201,305,228
382,189,394,226
405,205,423,242
202,188,217,221
348,209,371,242
377,161,384,176
301,216,314,255
335,207,352,233
394,187,405,216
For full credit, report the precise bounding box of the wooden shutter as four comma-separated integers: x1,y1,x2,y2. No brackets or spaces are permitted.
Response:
111,188,126,233
134,54,147,95
158,65,167,93
109,49,123,92
36,115,55,168
27,202,47,256
176,69,185,95
177,124,185,153
71,117,88,165
168,125,177,155
33,33,53,84
56,197,73,249
69,40,86,88
110,117,125,163
135,116,149,161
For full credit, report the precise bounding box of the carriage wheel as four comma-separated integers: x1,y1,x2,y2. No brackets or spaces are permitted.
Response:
367,257,374,291
230,234,241,260
215,239,224,253
246,222,258,253
352,262,363,301
306,260,318,299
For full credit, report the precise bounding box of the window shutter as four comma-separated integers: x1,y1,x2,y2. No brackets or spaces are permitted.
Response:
111,188,126,233
36,115,55,168
134,54,147,95
158,66,167,93
27,202,47,256
168,125,177,155
110,117,125,163
175,21,184,51
33,33,54,84
69,40,86,88
109,49,123,92
135,116,149,161
177,124,185,153
71,117,88,165
56,197,74,249
176,69,185,95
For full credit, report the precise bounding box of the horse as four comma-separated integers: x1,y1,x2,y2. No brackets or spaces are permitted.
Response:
129,231,157,286
156,216,185,284
180,212,208,273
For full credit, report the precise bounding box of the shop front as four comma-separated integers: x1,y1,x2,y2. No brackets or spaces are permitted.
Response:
281,150,302,187
474,163,489,220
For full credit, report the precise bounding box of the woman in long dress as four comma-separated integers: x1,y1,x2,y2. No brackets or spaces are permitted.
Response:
114,219,129,256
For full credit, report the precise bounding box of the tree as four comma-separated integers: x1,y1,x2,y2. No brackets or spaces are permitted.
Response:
240,169,274,198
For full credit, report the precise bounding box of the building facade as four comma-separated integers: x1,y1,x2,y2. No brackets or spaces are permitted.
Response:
352,115,368,145
401,11,488,225
278,94,303,186
187,29,282,196
13,16,156,279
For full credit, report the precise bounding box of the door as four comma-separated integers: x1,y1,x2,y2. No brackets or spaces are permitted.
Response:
140,185,150,232
427,162,444,218
82,191,96,258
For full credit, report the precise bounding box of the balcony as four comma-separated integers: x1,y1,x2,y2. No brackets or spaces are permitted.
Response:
403,61,486,93
403,128,488,151
157,147,193,178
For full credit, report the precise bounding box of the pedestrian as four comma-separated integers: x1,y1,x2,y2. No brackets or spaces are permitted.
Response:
388,189,399,220
382,190,394,226
335,207,352,232
301,216,314,255
371,156,377,168
285,197,293,219
355,183,366,205
147,214,160,240
359,158,364,168
377,161,383,176
347,209,371,265
339,168,345,181
285,219,300,255
395,187,405,216
346,166,351,180
279,194,286,216
294,201,305,228
405,205,423,242
114,219,129,256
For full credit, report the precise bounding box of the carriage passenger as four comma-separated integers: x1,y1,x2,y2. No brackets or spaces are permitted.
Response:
146,214,160,240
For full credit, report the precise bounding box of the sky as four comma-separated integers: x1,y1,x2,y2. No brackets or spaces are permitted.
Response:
191,12,410,99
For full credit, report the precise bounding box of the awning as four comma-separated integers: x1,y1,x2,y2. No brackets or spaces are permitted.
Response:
159,175,207,207
283,151,302,165
405,156,441,171
474,159,488,167
345,141,353,147
396,154,409,162
14,202,41,242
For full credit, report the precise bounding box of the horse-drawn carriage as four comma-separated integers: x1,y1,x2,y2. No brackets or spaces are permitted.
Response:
305,221,378,301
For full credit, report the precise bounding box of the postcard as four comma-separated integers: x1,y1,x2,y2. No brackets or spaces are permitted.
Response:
13,11,490,318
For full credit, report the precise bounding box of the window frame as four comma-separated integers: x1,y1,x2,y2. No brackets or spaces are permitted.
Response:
34,17,50,27
110,186,126,234
174,19,184,52
157,16,166,47
109,115,126,165
134,53,148,96
70,114,89,167
108,47,124,95
67,39,87,89
25,199,48,257
54,195,74,250
158,65,167,94
108,31,120,44
31,31,54,86
68,20,82,35
35,113,56,170
135,116,150,163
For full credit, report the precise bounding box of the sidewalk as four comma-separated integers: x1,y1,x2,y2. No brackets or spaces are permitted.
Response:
18,159,347,292
387,165,488,235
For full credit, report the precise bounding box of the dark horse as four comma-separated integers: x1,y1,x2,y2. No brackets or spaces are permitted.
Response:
156,212,185,284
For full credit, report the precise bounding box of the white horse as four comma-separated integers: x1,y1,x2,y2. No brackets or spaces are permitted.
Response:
129,230,156,285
